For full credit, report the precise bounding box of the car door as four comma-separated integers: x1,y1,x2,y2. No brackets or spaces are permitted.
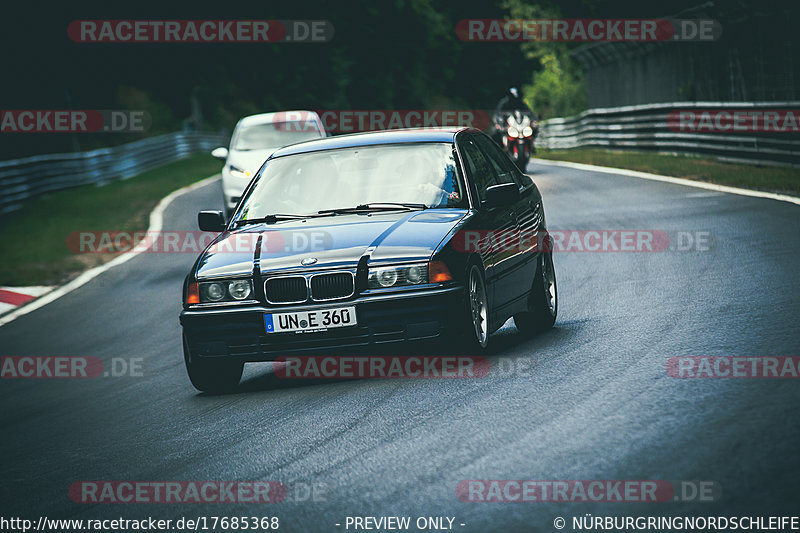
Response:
457,134,520,315
473,133,541,306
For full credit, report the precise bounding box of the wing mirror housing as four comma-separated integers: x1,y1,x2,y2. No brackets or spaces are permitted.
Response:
211,147,229,160
483,182,520,209
198,210,226,232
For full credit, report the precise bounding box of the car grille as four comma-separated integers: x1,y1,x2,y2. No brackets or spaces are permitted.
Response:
311,272,354,301
265,276,307,304
264,272,355,304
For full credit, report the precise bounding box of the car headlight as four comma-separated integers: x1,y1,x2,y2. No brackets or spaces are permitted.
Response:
375,268,398,287
229,165,251,179
368,263,429,289
405,265,425,283
522,126,533,138
204,282,226,301
198,279,253,303
507,126,520,138
228,280,252,300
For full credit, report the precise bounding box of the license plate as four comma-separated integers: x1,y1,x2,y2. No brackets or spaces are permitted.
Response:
265,306,357,334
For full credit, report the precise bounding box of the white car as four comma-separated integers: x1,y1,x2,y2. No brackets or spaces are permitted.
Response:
212,111,326,216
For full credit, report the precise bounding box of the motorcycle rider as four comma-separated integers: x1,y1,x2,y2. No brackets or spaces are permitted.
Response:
491,88,539,170
492,88,537,143
496,87,531,114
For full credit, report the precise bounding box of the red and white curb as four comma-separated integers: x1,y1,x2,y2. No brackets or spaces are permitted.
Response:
0,286,55,316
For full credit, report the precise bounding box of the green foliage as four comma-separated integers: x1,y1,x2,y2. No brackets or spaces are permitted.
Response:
500,0,587,119
524,48,586,119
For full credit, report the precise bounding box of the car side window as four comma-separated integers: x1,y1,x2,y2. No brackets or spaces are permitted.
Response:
473,134,520,187
459,137,500,202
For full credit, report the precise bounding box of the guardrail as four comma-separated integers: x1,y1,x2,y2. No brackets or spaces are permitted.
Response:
0,132,227,214
538,102,800,167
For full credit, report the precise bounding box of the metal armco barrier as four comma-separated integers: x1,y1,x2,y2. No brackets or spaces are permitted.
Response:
0,132,227,214
538,102,800,168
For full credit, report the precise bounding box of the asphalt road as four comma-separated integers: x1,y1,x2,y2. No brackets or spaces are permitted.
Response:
1,162,799,532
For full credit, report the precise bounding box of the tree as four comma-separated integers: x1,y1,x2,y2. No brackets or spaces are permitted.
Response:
501,0,587,118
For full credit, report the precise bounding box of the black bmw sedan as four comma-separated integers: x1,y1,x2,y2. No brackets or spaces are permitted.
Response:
180,128,557,392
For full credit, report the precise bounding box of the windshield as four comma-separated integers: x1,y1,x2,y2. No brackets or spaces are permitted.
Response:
232,122,323,150
235,143,465,220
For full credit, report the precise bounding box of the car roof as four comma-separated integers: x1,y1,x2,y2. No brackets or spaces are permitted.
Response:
270,127,472,158
236,110,321,127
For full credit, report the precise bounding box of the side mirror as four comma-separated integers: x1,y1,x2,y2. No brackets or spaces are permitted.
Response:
211,147,229,160
483,182,520,209
198,210,226,232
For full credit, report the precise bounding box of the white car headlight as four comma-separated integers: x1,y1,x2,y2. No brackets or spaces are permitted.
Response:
199,280,253,303
203,282,226,302
228,280,252,300
229,165,251,179
368,264,429,289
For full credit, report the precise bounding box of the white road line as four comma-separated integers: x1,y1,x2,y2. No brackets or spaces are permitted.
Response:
0,174,220,328
532,158,800,207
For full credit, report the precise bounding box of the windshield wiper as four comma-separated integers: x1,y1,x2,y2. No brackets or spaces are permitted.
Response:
234,214,313,225
318,203,428,215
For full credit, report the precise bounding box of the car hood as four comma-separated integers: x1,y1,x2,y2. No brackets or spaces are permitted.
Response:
195,209,468,279
226,149,279,173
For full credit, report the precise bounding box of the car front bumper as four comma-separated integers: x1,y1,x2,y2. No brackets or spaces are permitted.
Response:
180,285,464,360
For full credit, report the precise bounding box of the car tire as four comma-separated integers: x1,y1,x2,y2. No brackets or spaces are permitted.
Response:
183,335,243,393
451,263,491,353
514,251,557,335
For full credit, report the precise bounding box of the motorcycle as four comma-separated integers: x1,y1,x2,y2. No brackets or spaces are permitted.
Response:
495,110,538,171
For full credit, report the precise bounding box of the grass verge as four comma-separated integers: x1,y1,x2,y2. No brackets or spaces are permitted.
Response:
535,149,799,195
0,154,220,286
